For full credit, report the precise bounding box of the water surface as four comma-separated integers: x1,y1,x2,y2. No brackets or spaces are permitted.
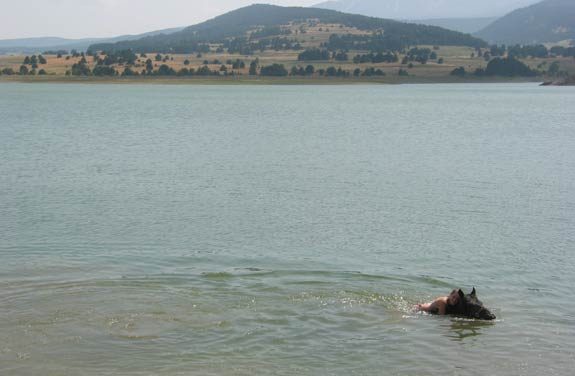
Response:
1,83,574,375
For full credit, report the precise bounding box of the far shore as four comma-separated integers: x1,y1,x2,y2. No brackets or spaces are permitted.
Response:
0,75,545,86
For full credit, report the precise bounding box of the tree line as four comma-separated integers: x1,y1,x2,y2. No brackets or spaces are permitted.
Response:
476,44,575,59
450,57,537,78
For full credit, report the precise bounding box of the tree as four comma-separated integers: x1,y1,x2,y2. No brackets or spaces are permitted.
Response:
333,50,348,61
398,69,409,76
184,59,190,66
437,58,444,64
196,66,215,76
99,50,137,66
156,64,176,76
484,57,536,77
92,66,117,76
177,68,192,76
38,55,47,64
298,49,330,61
155,53,162,62
450,67,466,77
325,66,337,76
232,59,245,69
23,56,31,65
548,61,560,76
355,52,398,64
19,65,29,75
305,65,315,75
260,64,288,76
38,69,47,75
249,59,259,75
361,67,385,77
71,61,91,76
145,59,154,73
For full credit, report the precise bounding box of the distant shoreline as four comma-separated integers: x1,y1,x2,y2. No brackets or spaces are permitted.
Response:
0,75,544,85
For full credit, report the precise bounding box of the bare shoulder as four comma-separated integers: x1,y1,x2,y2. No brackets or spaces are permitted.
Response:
429,297,448,315
416,296,448,315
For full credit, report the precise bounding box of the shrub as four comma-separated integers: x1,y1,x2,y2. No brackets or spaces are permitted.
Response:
298,49,330,61
260,64,288,76
450,67,466,77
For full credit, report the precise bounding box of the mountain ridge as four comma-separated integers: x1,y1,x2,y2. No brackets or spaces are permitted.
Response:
406,17,497,34
89,4,487,53
313,0,539,20
0,27,184,55
475,0,575,44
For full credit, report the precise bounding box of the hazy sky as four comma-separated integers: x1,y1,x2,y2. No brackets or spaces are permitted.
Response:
0,0,318,40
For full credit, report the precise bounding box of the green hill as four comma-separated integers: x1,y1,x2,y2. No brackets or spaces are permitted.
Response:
89,4,486,54
476,0,575,44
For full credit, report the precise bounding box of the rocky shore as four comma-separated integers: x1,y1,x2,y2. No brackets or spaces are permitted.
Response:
541,76,575,86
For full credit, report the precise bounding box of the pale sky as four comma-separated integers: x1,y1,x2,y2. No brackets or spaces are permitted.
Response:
0,0,318,40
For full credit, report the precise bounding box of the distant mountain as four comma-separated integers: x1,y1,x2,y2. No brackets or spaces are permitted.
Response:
90,4,486,53
0,37,106,55
0,27,183,55
476,0,575,44
408,18,497,34
313,0,539,20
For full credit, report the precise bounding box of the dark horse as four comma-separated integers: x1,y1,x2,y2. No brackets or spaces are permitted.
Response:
417,288,496,321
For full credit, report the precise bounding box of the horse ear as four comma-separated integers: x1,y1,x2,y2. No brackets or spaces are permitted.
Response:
458,289,465,299
471,287,477,297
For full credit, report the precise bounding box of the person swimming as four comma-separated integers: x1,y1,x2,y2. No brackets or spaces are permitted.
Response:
416,289,465,315
415,288,497,320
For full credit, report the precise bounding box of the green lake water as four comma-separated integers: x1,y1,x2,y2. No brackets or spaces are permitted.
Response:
0,83,574,375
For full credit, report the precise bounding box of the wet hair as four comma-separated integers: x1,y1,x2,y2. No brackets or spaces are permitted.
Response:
445,289,467,316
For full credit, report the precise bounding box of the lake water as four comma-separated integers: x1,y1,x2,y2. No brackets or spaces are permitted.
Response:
0,83,574,375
